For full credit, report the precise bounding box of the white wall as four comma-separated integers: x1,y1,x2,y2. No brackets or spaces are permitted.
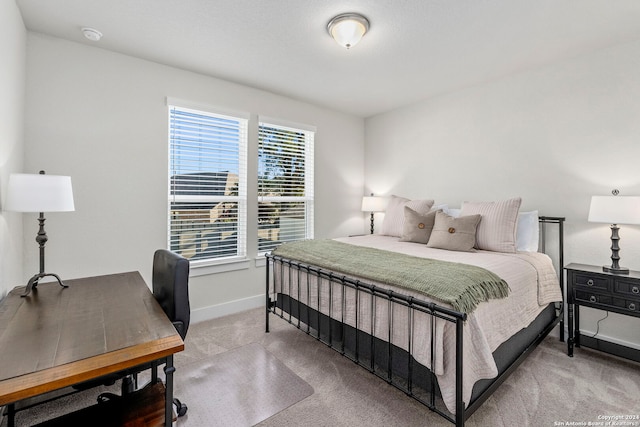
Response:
24,33,364,320
0,0,26,298
365,40,640,348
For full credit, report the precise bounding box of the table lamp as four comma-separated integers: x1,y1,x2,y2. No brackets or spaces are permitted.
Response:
5,171,75,296
588,190,640,274
361,194,387,234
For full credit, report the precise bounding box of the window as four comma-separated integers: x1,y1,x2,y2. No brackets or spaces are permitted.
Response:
258,119,314,253
168,104,248,262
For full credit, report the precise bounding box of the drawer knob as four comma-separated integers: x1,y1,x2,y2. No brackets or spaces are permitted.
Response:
589,295,597,303
632,286,639,294
630,303,637,311
587,279,594,287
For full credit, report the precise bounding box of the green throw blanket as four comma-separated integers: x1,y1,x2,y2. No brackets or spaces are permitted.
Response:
272,239,510,314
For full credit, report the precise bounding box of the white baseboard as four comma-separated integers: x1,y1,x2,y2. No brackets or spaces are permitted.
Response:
190,294,265,323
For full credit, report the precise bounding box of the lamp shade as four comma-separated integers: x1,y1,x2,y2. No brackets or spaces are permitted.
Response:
361,196,387,212
327,13,369,49
5,173,75,213
588,196,640,225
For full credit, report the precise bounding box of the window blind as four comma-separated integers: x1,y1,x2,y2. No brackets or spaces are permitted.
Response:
258,121,314,253
169,105,248,261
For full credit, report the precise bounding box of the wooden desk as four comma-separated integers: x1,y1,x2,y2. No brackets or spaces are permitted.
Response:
0,272,184,426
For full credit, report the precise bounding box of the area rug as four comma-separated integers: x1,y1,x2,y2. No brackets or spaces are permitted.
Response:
174,342,314,426
5,343,312,427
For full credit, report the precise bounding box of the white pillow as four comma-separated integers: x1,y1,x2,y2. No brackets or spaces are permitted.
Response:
516,210,539,252
381,195,434,237
460,197,522,253
445,208,461,218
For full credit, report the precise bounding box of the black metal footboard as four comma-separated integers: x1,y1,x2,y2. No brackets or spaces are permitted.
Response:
265,216,565,427
266,256,467,423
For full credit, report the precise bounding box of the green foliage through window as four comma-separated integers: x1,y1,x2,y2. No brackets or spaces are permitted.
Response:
258,122,314,253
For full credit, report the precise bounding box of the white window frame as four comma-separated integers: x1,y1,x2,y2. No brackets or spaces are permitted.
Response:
167,98,249,269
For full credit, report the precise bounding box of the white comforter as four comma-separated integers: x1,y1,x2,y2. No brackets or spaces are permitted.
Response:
271,235,562,414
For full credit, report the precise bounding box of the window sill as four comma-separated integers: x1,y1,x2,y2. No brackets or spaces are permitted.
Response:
189,257,250,276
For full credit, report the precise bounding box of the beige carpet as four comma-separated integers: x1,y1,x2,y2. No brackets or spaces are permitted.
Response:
5,308,640,426
174,343,313,426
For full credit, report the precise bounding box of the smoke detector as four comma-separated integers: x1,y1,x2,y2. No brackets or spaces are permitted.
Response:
82,27,103,41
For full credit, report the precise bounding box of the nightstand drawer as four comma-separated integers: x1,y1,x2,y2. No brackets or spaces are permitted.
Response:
614,279,640,297
573,273,611,291
611,297,640,313
574,290,612,306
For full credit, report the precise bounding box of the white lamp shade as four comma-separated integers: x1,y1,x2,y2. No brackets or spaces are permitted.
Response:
5,173,75,213
361,196,387,212
328,14,369,49
588,196,640,225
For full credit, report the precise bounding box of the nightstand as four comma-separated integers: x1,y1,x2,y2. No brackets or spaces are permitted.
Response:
565,263,640,362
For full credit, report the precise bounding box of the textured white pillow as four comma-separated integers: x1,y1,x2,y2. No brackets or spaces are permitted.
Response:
516,210,539,252
381,195,434,237
460,197,522,253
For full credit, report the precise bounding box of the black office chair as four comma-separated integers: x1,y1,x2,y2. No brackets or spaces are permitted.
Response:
152,249,190,342
92,249,190,417
151,249,190,417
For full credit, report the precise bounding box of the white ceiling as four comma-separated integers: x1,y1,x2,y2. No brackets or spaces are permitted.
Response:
16,0,640,118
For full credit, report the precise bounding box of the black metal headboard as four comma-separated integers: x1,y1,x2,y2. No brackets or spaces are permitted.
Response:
539,215,566,341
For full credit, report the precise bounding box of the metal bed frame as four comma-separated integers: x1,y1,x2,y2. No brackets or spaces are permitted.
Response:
265,216,565,426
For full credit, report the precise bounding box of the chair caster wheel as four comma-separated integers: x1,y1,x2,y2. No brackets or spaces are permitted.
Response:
174,398,188,417
97,392,119,404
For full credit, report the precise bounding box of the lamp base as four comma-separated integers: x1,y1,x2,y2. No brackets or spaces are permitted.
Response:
603,265,629,275
603,224,629,275
370,212,375,234
22,272,68,297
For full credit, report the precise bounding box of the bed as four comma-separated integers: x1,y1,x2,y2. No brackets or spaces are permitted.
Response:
265,197,564,427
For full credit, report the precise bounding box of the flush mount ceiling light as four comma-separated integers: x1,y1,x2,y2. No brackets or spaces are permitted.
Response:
327,13,369,49
82,27,103,41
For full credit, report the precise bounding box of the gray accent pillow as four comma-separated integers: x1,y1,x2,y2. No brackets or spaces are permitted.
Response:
399,207,439,244
427,211,482,252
